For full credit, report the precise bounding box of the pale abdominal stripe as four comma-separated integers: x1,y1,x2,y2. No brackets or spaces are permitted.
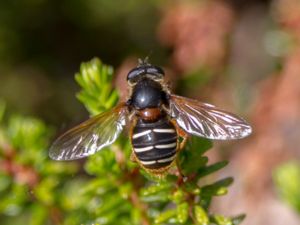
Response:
134,142,177,153
134,146,154,153
155,142,177,149
133,128,176,140
132,130,151,139
139,155,176,165
153,128,175,133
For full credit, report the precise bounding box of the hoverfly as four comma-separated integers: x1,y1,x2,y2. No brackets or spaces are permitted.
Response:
49,59,252,175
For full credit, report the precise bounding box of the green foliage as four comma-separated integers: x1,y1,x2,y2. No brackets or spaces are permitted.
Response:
0,58,244,225
75,58,118,115
0,103,81,224
273,161,300,213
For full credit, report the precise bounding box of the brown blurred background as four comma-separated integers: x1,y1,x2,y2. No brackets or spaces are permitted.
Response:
0,0,299,224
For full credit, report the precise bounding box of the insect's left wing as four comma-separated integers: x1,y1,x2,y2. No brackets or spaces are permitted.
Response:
49,104,128,160
169,95,252,140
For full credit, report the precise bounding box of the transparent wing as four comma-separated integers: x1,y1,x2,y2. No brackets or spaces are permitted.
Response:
169,95,252,140
49,104,128,160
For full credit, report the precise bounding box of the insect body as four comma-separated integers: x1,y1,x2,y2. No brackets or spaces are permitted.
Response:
49,59,252,175
132,117,177,171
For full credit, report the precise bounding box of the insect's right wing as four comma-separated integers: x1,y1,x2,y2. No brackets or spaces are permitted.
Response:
49,104,128,160
169,95,252,140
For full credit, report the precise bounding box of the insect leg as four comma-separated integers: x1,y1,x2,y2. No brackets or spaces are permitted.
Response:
178,130,188,151
169,119,189,179
130,152,137,162
170,119,189,151
128,109,137,121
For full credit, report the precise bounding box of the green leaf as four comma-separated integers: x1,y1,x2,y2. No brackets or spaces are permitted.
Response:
118,182,133,199
183,182,201,196
197,161,229,178
178,136,212,175
185,136,213,155
273,161,300,212
231,214,246,225
171,189,185,204
140,182,171,197
183,156,209,175
140,192,170,203
213,215,233,225
177,202,189,223
155,209,177,224
194,205,209,225
201,177,233,197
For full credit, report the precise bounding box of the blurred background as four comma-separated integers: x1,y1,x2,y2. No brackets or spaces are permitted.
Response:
0,0,299,224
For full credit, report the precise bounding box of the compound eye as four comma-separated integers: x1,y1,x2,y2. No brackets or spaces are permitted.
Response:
146,66,165,81
127,67,145,85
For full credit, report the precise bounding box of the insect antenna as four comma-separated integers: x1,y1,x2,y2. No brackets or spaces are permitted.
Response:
138,51,153,66
138,57,150,66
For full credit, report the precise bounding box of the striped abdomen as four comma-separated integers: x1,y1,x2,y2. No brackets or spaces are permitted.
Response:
132,117,178,170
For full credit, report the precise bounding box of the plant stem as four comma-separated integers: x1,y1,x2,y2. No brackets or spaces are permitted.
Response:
113,145,151,225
